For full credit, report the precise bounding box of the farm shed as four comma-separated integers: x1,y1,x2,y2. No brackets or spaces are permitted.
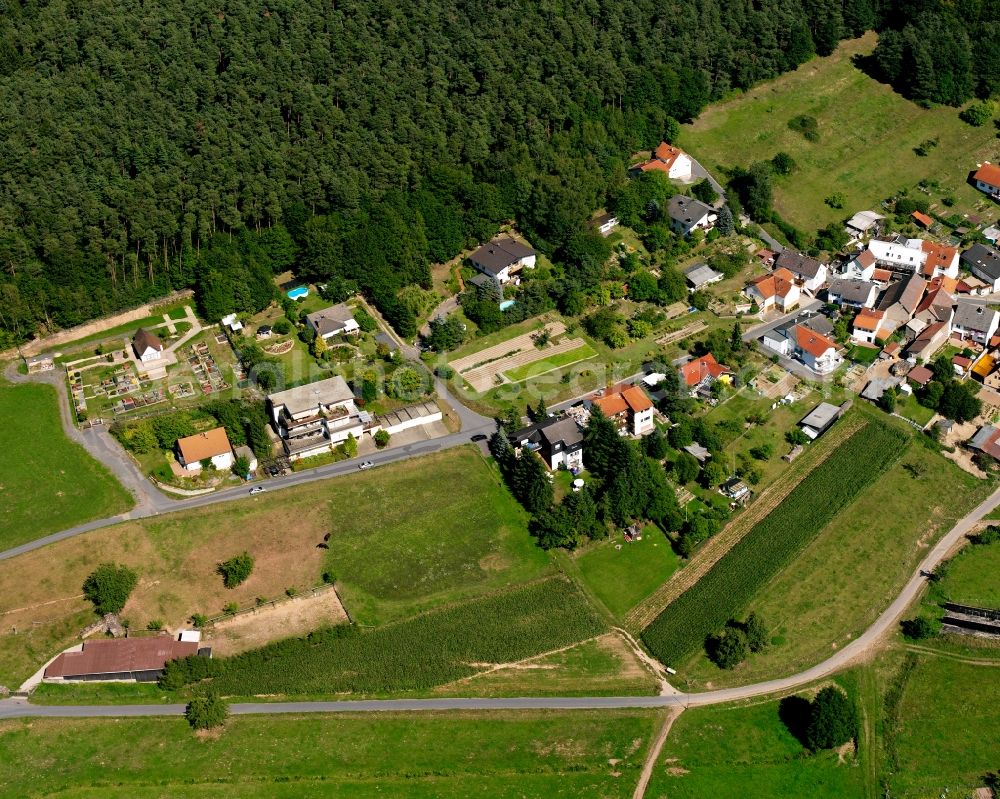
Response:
799,402,843,440
44,637,208,682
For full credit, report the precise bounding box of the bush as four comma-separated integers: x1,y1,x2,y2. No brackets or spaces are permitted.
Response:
959,100,996,127
744,612,769,652
706,626,749,669
146,619,163,631
217,552,255,589
900,617,937,640
160,654,223,690
971,526,1000,546
373,429,390,449
272,319,293,335
82,563,139,615
184,694,228,730
806,687,858,750
189,613,208,628
223,602,239,615
787,114,819,141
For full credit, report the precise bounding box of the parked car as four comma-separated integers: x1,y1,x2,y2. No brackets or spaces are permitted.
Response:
470,433,488,442
249,486,266,495
358,460,375,470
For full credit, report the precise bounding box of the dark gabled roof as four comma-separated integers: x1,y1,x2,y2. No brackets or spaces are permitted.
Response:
132,327,163,353
539,417,584,450
776,250,825,279
961,243,1000,281
953,301,998,333
470,237,536,276
667,195,714,226
828,277,877,304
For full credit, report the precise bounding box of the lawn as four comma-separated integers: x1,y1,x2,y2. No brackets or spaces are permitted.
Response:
575,530,681,620
0,447,550,688
0,709,659,799
934,537,1000,608
888,655,1000,797
0,380,132,550
680,33,1000,233
648,690,866,798
847,345,879,365
641,417,907,668
679,425,990,688
503,342,598,382
894,392,935,427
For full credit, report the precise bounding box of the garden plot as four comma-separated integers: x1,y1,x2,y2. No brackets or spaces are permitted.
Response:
656,320,706,346
450,323,593,391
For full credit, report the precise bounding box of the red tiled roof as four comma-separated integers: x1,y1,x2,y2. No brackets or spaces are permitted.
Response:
856,250,877,268
853,308,886,332
593,393,629,417
794,325,837,358
975,163,1000,188
912,211,933,227
679,353,730,387
872,268,892,282
636,142,686,173
749,267,796,300
921,241,958,278
953,355,972,369
177,427,232,463
621,385,653,413
45,637,199,678
907,365,934,386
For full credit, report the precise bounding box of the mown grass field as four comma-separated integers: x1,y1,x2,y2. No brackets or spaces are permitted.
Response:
503,342,598,382
680,430,990,687
0,380,132,550
680,33,1000,232
935,537,1000,608
888,655,1000,797
0,709,659,799
574,530,680,620
648,691,866,798
0,447,549,688
641,417,907,667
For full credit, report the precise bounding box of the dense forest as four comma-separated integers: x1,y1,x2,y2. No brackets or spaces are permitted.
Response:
0,0,969,344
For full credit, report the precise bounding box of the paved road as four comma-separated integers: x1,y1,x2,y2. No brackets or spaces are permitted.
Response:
740,300,823,343
4,481,996,719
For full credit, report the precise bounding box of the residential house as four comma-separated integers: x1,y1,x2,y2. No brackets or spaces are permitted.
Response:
175,427,234,472
845,210,885,240
756,248,776,267
872,268,893,286
744,267,799,312
920,241,960,280
591,385,655,436
305,303,360,340
905,321,950,362
667,195,717,236
132,328,164,362
852,308,889,345
468,237,537,285
914,286,955,329
962,243,1000,292
951,302,1000,345
841,250,877,281
44,636,206,683
792,325,842,374
256,325,272,340
867,237,927,274
631,141,693,180
679,353,732,393
684,263,723,290
973,163,1000,200
877,274,926,332
969,424,1000,460
775,251,827,293
268,375,362,459
826,277,878,309
509,417,584,471
590,212,619,236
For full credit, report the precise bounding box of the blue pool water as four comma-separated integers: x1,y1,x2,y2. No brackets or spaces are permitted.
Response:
499,299,516,311
287,286,309,300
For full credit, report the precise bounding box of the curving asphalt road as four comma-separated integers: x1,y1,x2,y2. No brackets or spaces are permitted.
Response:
3,481,996,720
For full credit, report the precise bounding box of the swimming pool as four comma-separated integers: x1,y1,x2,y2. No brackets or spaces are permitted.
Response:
499,299,516,311
287,286,309,300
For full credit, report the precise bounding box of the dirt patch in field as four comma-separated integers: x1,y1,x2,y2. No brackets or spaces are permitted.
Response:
204,587,349,656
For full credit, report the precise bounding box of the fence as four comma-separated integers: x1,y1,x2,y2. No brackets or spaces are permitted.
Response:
201,583,343,627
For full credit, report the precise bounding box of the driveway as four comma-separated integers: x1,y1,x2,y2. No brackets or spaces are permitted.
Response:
418,295,460,338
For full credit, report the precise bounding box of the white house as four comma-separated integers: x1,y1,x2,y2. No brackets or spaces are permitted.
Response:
667,195,716,236
840,250,877,281
951,302,1000,345
510,417,585,471
867,238,926,273
591,212,619,236
176,427,234,472
744,267,799,312
826,277,878,309
132,328,164,363
962,243,1000,293
632,141,693,181
775,251,827,293
974,163,1000,200
793,324,842,374
305,304,360,340
268,375,364,459
469,237,537,285
851,308,889,345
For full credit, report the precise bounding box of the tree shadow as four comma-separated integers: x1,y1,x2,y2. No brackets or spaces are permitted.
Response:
851,53,888,85
778,695,812,748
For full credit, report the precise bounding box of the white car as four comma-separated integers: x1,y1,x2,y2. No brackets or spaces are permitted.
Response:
358,461,375,470
249,486,266,495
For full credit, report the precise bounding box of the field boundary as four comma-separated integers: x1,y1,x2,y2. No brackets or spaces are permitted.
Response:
625,414,866,632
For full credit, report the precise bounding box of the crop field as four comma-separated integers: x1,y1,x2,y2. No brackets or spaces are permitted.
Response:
888,655,1000,797
679,432,989,688
0,709,659,798
640,419,907,667
0,380,132,550
648,691,866,798
503,342,597,382
0,447,547,688
680,33,1000,232
175,579,605,697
